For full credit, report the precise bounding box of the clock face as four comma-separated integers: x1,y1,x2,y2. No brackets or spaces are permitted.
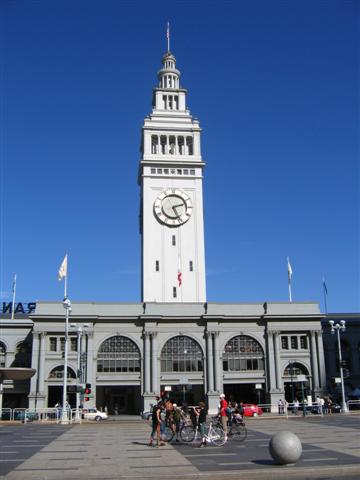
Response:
154,188,193,226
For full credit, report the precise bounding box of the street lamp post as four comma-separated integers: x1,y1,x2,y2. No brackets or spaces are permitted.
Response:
70,323,89,422
329,319,348,413
61,297,72,424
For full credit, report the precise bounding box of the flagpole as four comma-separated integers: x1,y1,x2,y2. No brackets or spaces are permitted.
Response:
11,274,17,321
59,254,71,424
323,277,328,314
288,281,292,303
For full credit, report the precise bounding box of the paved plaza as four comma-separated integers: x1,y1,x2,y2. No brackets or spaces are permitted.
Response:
0,415,359,480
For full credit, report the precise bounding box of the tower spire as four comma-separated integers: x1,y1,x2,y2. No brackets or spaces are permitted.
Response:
166,21,170,52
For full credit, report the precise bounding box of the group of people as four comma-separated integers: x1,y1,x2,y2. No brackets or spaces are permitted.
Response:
148,398,185,447
148,393,244,448
278,396,336,415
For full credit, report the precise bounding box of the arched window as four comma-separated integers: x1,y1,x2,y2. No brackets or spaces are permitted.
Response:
0,342,6,367
223,335,264,372
283,362,309,377
48,366,76,380
161,336,203,372
97,336,140,373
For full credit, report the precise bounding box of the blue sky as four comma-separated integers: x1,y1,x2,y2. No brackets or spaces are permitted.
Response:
0,0,358,313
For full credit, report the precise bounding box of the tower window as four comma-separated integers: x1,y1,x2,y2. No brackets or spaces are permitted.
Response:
189,261,193,272
183,169,188,175
151,135,158,154
157,168,163,174
290,336,298,349
160,136,166,154
186,137,194,155
163,95,167,109
177,169,182,175
173,287,177,298
178,137,184,155
172,235,176,246
164,169,169,174
155,261,159,272
190,169,195,175
174,96,179,109
151,168,156,174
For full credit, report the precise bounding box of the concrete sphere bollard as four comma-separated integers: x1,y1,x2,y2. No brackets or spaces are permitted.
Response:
269,431,302,465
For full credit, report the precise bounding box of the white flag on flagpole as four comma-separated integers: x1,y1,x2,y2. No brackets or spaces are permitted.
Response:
58,254,68,281
287,257,293,283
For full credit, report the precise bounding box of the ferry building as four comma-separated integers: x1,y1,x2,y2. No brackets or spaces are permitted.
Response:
1,46,332,414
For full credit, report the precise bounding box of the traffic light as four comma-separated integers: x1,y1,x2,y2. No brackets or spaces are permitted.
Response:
85,383,91,402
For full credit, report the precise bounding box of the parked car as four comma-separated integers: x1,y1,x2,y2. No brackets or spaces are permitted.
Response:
242,404,263,417
82,408,108,422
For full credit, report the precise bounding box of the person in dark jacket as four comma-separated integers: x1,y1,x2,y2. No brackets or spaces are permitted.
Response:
195,401,207,447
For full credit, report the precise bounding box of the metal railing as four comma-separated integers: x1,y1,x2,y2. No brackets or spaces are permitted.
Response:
347,399,360,411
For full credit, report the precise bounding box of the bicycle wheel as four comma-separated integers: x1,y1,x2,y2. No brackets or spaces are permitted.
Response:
180,425,195,443
191,429,203,447
229,423,247,442
162,425,174,442
209,425,226,446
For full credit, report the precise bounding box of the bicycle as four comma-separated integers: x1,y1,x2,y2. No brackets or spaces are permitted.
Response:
227,417,247,442
191,419,226,447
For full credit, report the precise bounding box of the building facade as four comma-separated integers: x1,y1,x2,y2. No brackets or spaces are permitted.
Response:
2,47,357,414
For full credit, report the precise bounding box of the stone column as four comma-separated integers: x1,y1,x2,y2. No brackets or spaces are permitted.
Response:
266,331,276,391
28,332,40,409
273,332,282,390
151,332,158,394
205,331,214,393
144,332,151,394
316,331,327,392
213,332,220,393
38,332,46,395
310,331,320,391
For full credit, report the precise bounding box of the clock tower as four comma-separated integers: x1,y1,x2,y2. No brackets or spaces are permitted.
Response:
139,48,206,303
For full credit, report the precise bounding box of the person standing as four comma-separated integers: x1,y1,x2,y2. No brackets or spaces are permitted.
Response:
219,393,228,440
149,401,165,447
195,401,207,447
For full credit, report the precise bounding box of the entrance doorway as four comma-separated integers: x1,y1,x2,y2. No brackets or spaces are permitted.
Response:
160,384,204,407
48,385,76,408
224,384,264,404
96,386,141,415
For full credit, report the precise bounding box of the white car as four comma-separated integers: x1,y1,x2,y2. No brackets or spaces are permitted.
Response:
82,408,108,422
